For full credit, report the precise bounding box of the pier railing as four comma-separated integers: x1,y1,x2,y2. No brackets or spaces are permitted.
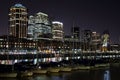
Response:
0,52,120,60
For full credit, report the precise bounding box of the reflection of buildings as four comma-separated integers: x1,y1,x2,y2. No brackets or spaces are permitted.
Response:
28,12,52,40
9,4,28,38
52,21,64,41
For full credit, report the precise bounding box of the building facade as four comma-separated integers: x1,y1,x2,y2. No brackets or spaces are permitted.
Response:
27,15,34,39
0,35,37,54
82,30,92,51
101,33,110,52
91,31,101,51
52,21,64,41
9,4,28,38
28,12,52,40
71,27,80,40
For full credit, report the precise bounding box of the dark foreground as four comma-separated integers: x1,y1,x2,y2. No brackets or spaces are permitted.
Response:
0,63,120,80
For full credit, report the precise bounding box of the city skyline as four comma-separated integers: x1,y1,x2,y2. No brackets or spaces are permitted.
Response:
0,0,120,43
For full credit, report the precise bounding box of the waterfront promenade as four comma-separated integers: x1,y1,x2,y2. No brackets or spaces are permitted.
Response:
0,51,120,63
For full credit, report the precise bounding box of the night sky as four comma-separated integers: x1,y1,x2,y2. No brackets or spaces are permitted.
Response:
0,0,120,43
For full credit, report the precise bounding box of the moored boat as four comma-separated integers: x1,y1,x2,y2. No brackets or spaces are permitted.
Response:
71,66,80,71
18,71,33,77
95,63,110,68
60,67,72,72
77,66,92,70
0,64,17,78
33,68,47,74
0,72,17,78
47,67,60,73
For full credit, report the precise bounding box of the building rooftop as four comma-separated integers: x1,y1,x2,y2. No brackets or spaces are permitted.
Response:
36,12,48,16
11,4,26,8
52,21,63,25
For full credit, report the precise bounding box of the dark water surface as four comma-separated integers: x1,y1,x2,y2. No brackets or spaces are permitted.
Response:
0,64,120,80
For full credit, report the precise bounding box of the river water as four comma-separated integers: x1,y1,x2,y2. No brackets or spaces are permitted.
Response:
0,64,120,80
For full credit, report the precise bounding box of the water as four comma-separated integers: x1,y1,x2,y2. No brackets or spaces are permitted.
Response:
0,64,120,80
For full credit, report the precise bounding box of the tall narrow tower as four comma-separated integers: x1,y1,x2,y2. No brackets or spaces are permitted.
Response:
71,27,80,39
9,4,28,38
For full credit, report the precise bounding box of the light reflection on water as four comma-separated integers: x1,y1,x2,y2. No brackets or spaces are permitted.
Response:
1,64,120,80
104,70,110,80
34,75,50,80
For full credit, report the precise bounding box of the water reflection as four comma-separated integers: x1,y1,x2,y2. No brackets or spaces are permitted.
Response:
18,77,33,80
0,78,17,80
33,75,50,80
104,70,110,80
0,77,33,80
33,72,70,80
1,65,120,80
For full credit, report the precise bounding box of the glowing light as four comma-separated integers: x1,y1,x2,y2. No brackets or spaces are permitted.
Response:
65,57,69,60
37,12,48,16
52,21,63,25
102,34,109,47
104,70,110,80
14,4,25,8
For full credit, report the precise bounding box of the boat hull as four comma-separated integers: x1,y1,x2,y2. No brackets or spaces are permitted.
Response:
47,68,60,73
77,66,91,70
60,67,72,72
0,72,17,78
33,69,47,74
18,71,33,77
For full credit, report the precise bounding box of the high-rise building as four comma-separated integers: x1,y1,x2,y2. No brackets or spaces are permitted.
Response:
28,15,34,39
101,32,110,52
91,31,101,50
71,27,80,40
83,30,92,43
9,4,28,38
52,21,64,41
28,12,52,40
82,30,92,50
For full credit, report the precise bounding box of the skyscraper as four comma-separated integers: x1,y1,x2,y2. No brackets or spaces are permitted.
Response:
9,4,28,38
91,31,101,51
83,30,92,43
101,32,110,52
28,15,34,39
28,12,52,39
52,21,64,41
71,27,80,39
83,30,92,50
